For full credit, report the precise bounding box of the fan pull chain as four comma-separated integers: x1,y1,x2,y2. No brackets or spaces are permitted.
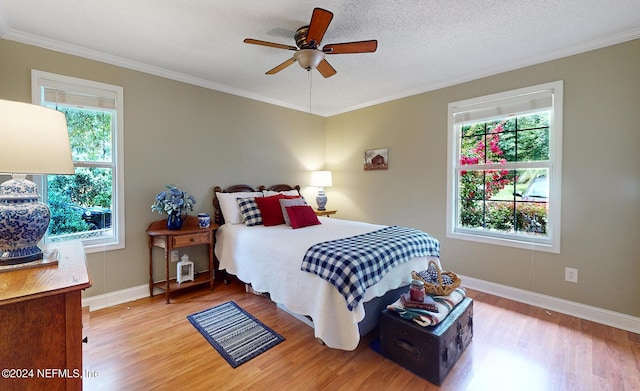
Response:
308,70,312,116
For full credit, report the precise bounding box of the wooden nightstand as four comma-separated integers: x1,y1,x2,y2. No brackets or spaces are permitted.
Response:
147,216,219,304
314,209,337,217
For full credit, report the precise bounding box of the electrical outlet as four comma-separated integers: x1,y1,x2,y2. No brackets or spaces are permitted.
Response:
565,267,578,283
170,250,179,262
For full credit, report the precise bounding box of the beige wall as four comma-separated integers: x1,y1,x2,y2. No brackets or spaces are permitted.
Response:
0,39,326,297
326,39,640,317
1,38,638,317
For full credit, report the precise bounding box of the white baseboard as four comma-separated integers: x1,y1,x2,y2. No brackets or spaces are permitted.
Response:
82,278,640,334
461,275,640,334
82,284,149,311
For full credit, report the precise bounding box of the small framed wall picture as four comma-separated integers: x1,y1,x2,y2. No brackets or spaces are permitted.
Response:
364,148,388,171
177,254,194,284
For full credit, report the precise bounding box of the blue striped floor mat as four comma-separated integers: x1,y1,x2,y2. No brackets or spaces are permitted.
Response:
187,301,285,368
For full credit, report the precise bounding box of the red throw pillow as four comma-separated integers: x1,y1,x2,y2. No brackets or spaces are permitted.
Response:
285,205,321,229
254,195,285,226
254,195,301,226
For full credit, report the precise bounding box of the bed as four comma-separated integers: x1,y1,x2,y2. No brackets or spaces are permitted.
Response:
212,184,441,351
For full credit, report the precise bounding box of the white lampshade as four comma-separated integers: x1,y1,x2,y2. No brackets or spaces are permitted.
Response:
0,99,74,265
310,171,332,188
0,99,74,175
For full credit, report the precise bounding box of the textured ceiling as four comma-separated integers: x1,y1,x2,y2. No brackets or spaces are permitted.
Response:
1,0,639,116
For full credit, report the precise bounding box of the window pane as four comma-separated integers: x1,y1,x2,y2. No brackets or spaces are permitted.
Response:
461,134,485,164
514,112,549,162
517,128,549,161
458,199,484,228
459,169,485,201
514,169,549,201
515,202,548,236
489,170,517,201
517,112,549,130
496,130,517,162
485,132,504,164
484,168,511,200
501,117,516,131
514,169,549,236
47,167,113,237
461,122,485,137
58,107,113,163
486,200,515,232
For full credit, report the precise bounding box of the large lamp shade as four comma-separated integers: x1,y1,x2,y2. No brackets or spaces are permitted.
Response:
0,99,74,265
0,99,74,174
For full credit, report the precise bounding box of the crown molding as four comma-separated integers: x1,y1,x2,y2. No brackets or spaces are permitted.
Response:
3,27,639,118
323,27,640,116
1,29,318,115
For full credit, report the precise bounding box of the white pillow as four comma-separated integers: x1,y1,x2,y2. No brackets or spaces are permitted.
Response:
263,189,300,197
216,191,263,224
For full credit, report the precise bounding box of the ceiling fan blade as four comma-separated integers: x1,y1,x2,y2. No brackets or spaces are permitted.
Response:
316,59,337,78
323,40,378,54
266,58,297,75
306,8,333,47
244,38,297,51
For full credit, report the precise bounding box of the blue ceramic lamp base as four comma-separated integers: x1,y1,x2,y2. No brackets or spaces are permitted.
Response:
0,175,50,265
316,188,328,211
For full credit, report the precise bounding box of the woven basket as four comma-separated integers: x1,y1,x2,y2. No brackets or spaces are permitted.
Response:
411,260,462,296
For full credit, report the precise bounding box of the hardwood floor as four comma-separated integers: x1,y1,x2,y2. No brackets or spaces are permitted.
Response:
83,280,640,391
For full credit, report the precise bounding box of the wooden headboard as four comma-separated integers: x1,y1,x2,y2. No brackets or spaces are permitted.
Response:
212,184,301,225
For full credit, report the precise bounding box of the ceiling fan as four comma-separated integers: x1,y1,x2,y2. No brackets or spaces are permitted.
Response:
244,7,378,78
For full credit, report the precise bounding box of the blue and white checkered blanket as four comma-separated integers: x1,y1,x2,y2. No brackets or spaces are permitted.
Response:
301,226,440,311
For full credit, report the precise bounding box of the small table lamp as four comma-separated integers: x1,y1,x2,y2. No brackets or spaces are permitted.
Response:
310,170,332,211
0,99,74,265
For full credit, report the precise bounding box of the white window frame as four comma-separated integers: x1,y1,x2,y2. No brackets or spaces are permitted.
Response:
31,70,125,253
446,81,563,253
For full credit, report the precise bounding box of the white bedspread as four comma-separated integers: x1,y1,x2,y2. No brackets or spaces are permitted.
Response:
215,217,440,351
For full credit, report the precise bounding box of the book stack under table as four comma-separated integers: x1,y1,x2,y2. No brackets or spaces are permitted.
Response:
379,296,473,385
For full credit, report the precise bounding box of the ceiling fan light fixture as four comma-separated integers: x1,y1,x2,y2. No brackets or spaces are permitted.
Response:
294,49,325,71
244,8,376,77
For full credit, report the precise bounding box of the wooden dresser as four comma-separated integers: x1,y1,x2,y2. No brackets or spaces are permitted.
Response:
0,241,91,391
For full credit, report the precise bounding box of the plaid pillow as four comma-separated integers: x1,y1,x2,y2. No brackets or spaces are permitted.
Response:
237,197,263,226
